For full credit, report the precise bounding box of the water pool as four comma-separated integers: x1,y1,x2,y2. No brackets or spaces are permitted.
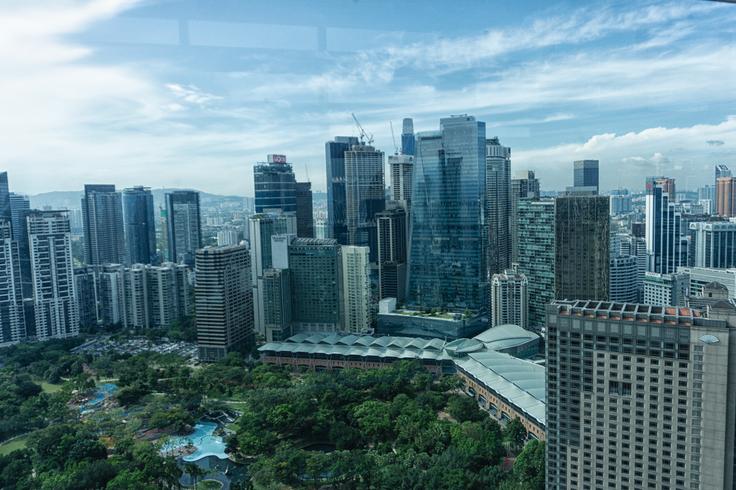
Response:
161,421,228,462
81,383,118,413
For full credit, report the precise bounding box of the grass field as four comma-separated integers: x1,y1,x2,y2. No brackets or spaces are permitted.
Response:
0,434,30,455
39,381,63,394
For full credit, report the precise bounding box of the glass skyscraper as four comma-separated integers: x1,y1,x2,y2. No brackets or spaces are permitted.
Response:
254,154,297,214
345,143,385,262
407,115,487,313
401,117,415,156
573,159,599,194
165,190,201,267
81,184,125,266
486,137,511,276
122,186,156,265
325,136,359,245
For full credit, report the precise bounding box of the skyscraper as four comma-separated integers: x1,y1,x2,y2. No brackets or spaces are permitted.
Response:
122,186,156,265
690,221,736,268
490,264,528,329
326,136,359,245
165,190,201,267
510,170,540,263
645,178,687,274
407,115,487,313
609,255,639,303
27,210,79,340
345,143,385,262
486,137,511,276
716,176,736,217
8,192,31,298
341,246,371,333
715,163,731,186
0,172,10,224
74,267,98,330
573,159,599,194
546,300,736,489
376,206,407,303
81,184,125,265
254,154,297,214
195,245,253,361
389,153,414,212
609,188,632,215
8,193,29,242
262,268,292,342
401,117,415,156
295,181,314,238
0,220,24,344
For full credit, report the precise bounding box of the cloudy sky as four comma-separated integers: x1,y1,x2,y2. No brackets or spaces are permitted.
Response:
2,0,735,196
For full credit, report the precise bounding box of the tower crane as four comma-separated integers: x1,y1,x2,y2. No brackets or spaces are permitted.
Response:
390,120,399,155
351,113,374,145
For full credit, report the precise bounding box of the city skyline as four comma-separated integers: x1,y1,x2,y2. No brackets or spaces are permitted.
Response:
1,0,735,196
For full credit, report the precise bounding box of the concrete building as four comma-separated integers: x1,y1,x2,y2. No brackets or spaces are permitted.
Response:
510,170,540,263
643,271,689,307
195,245,253,361
28,211,79,340
216,228,240,246
254,154,297,214
716,176,736,217
345,143,385,262
609,188,632,215
81,184,125,265
0,220,24,344
389,154,414,213
546,300,736,489
690,221,736,268
376,206,407,303
490,264,528,329
165,190,201,267
678,266,736,299
486,137,511,276
341,246,372,333
609,255,639,303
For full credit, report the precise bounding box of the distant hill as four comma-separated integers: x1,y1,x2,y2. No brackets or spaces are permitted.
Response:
29,188,250,210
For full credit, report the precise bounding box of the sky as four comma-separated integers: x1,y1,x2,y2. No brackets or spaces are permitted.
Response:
1,0,735,196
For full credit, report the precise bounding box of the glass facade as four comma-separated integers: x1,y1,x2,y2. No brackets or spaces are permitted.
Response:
345,144,384,262
122,186,156,265
254,158,297,214
165,190,201,267
407,115,487,313
325,136,359,245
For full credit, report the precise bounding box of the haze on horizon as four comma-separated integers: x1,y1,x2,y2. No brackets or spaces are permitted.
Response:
2,0,735,196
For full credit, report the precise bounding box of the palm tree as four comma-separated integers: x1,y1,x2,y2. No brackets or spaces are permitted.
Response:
184,462,205,489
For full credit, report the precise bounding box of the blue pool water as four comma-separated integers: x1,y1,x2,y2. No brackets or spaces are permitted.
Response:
81,383,118,412
161,421,228,462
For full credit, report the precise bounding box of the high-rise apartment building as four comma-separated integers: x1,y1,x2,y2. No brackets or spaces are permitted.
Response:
74,267,98,330
81,184,125,265
288,238,342,332
510,170,540,263
165,190,201,267
643,271,689,306
8,193,30,242
122,186,156,265
715,163,731,210
0,173,10,224
8,192,32,298
254,154,297,214
573,159,599,194
716,176,736,217
27,211,79,340
646,178,688,274
195,245,253,361
345,143,385,262
610,188,632,215
407,115,487,314
490,264,528,329
609,255,639,303
0,220,24,344
689,221,736,268
389,153,414,212
546,300,736,489
249,212,296,336
295,181,314,238
486,137,511,276
376,206,407,303
325,136,359,245
97,264,125,326
401,117,415,156
341,246,371,333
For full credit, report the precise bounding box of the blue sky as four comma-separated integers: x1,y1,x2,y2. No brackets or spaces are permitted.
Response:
2,0,735,195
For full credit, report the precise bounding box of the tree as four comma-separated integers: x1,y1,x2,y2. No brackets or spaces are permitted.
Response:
184,462,206,489
507,439,545,490
503,418,528,454
445,394,485,422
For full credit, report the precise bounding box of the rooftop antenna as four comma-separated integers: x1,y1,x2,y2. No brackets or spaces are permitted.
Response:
351,113,374,145
390,120,399,155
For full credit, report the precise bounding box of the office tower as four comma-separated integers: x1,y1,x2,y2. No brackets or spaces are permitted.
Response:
620,234,647,288
288,238,342,332
27,211,79,340
407,115,487,313
376,206,407,303
8,193,30,242
74,267,98,330
314,220,328,239
486,137,511,275
254,154,297,214
0,172,10,224
716,176,736,217
165,190,201,267
389,154,414,212
344,143,385,262
546,300,736,489
490,264,528,329
249,212,297,336
609,255,639,302
8,192,32,298
646,178,688,274
262,268,292,342
401,117,415,156
195,245,253,361
295,181,314,237
716,163,731,185
689,221,736,268
554,195,610,302
572,159,599,194
510,170,540,263
643,271,689,306
0,220,24,344
341,246,371,333
326,136,359,244
81,184,125,265
516,199,556,329
122,186,156,265
97,264,125,326
609,188,632,215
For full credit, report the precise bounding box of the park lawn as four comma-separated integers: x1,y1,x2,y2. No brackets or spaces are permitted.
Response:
0,434,30,455
39,381,63,394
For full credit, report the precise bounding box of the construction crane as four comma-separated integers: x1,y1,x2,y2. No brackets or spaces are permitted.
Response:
351,113,374,145
389,120,399,155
